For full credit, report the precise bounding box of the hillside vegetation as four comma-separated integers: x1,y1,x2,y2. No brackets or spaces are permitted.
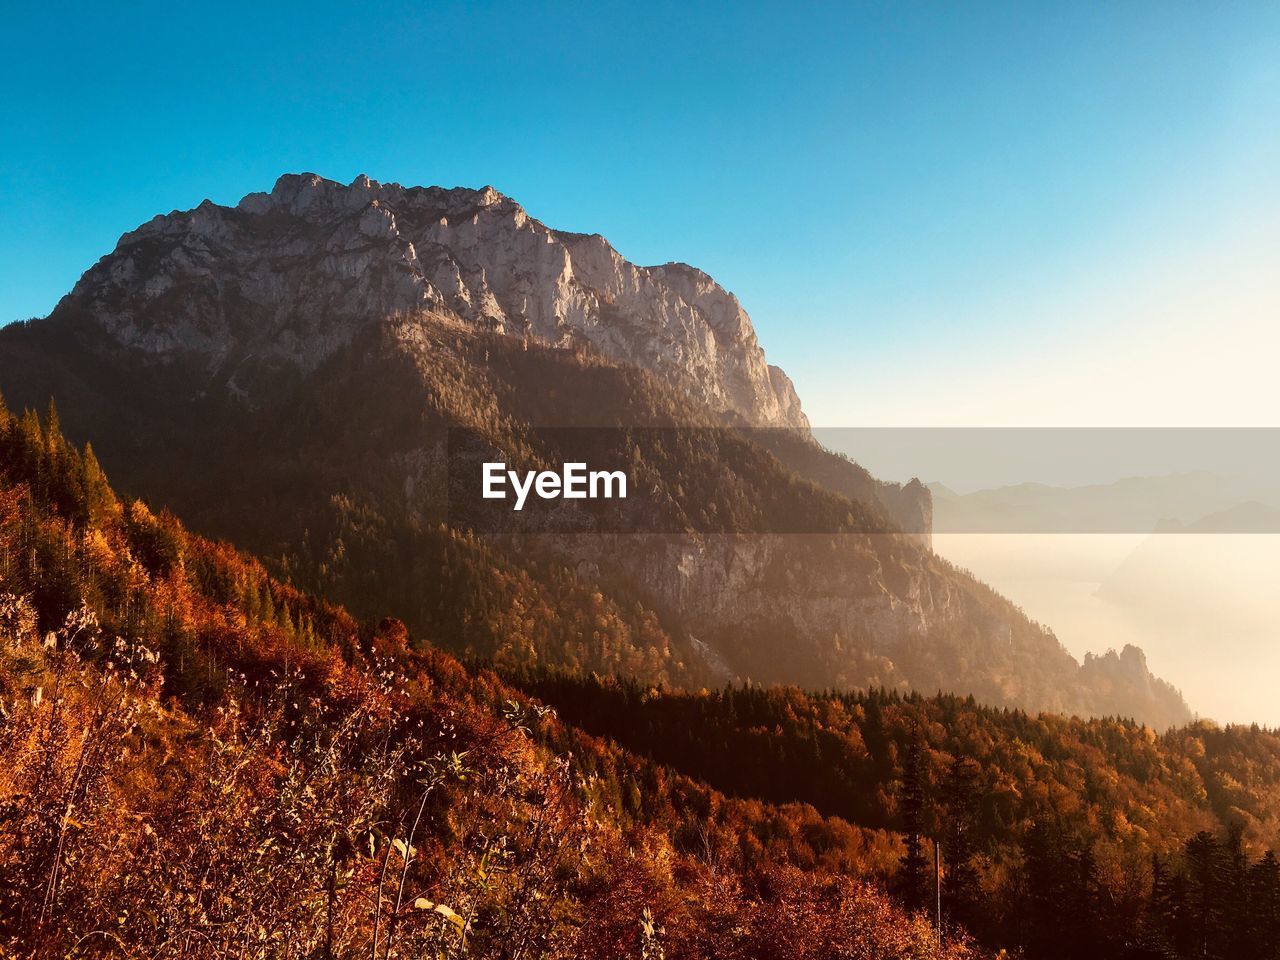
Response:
0,401,973,958
518,670,1280,955
1,401,1276,958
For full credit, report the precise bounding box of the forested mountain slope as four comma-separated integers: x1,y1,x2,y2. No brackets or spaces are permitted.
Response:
0,174,1189,727
0,401,971,959
0,406,1274,960
520,671,1280,958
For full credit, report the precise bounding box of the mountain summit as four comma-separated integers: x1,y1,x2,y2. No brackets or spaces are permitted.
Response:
0,174,1191,729
65,172,806,428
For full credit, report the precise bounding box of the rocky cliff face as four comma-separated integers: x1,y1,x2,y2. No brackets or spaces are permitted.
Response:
66,173,806,428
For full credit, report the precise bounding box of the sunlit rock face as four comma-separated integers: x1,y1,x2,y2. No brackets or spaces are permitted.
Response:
63,173,807,428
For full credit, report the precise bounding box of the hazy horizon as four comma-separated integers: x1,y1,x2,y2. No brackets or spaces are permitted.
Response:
932,531,1280,726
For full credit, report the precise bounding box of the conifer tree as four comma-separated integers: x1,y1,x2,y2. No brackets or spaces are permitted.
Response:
1247,850,1280,959
1183,830,1227,960
81,442,115,526
942,756,983,933
897,735,930,912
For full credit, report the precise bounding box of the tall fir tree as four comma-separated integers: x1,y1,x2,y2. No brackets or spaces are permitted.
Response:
942,756,983,935
897,734,931,912
1247,850,1280,960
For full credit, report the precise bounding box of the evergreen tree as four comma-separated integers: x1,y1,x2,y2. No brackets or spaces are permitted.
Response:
897,735,931,912
942,756,983,935
81,442,115,526
1247,850,1280,960
1183,830,1228,960
1224,823,1251,958
1138,853,1177,959
1017,819,1098,959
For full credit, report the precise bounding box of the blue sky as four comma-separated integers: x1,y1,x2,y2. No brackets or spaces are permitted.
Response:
3,1,1277,425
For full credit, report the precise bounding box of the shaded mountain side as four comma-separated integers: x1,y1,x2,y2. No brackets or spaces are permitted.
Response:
755,428,932,544
0,173,1191,726
0,310,1189,727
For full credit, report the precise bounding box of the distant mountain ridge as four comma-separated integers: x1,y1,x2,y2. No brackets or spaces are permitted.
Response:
929,473,1280,533
0,173,1191,728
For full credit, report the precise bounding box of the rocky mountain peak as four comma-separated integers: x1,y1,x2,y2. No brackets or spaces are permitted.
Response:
56,173,806,427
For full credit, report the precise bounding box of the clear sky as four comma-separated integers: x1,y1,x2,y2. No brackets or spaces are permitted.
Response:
3,1,1277,426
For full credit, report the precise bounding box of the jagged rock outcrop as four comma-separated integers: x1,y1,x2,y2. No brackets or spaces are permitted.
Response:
64,173,806,428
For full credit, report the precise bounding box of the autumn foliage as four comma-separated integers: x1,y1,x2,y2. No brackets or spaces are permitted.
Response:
0,403,976,958
3,401,1277,959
